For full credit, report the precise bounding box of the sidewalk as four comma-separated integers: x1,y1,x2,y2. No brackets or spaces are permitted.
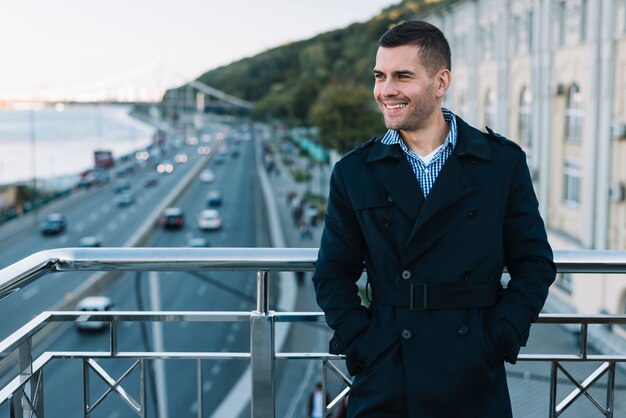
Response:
260,137,343,418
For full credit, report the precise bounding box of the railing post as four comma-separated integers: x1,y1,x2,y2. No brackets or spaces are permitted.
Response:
549,361,557,418
16,338,33,418
251,270,275,418
83,359,90,418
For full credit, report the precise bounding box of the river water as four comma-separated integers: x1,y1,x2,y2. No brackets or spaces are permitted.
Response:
0,104,155,188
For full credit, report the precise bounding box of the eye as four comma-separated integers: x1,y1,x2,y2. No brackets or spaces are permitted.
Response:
374,73,385,80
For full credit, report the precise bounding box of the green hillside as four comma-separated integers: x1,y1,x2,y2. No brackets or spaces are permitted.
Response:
165,0,448,151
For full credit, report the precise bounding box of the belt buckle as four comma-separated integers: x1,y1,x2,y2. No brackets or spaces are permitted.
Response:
410,283,428,311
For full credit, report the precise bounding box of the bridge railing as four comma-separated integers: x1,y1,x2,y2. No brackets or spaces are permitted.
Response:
1,248,626,418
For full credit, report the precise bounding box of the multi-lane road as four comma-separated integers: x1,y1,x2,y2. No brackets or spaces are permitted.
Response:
0,122,279,417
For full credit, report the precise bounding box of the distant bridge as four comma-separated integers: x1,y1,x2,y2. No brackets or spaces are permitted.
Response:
1,63,253,111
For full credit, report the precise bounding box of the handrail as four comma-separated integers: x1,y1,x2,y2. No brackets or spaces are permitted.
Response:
3,248,626,301
0,247,319,301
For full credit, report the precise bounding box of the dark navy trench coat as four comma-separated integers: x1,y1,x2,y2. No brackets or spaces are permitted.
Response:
313,117,556,418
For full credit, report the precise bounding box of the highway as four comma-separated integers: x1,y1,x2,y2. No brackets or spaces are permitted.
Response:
0,122,276,417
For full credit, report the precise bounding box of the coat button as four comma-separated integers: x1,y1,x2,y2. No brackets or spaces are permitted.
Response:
401,329,412,339
458,326,469,336
387,194,394,203
468,209,478,218
392,153,402,160
401,270,412,280
331,341,339,350
383,217,391,227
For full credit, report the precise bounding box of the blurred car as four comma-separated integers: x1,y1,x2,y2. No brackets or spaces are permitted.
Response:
231,148,240,158
174,153,188,163
79,236,102,247
75,296,114,331
198,209,222,231
156,160,174,174
186,237,209,247
114,192,135,207
198,146,211,155
207,190,222,207
113,180,131,193
143,173,159,187
161,207,184,229
199,169,215,183
39,213,67,235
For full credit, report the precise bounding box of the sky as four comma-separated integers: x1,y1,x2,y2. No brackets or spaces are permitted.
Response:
0,0,400,101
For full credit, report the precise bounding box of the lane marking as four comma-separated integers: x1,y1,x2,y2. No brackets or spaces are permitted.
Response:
21,285,40,300
203,381,213,392
211,364,221,376
231,323,240,332
58,236,69,244
76,222,85,232
107,222,117,232
226,333,236,345
198,284,207,296
89,213,98,222
119,213,128,222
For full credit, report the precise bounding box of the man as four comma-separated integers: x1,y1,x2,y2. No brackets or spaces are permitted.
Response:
313,20,555,418
307,382,331,418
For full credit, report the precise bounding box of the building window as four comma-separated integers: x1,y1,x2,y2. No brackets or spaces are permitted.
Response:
563,160,581,206
556,273,573,294
565,83,583,143
519,86,532,149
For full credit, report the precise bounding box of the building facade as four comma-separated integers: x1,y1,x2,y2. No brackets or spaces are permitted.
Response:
423,0,626,326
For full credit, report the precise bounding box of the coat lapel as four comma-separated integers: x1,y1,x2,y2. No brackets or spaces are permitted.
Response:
367,141,424,223
402,116,493,258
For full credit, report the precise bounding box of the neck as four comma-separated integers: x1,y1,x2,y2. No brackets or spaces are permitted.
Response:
400,112,450,156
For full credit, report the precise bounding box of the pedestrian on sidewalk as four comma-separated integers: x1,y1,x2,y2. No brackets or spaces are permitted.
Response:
307,382,330,418
313,20,555,418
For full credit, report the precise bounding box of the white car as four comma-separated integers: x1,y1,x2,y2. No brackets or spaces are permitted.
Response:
75,296,114,331
198,209,222,230
199,169,215,183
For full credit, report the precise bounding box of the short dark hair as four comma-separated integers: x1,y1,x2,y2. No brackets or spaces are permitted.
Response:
378,20,451,74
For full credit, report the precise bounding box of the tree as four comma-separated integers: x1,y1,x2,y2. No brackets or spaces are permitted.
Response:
310,83,385,153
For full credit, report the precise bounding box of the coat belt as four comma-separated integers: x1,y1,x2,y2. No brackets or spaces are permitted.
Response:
370,282,500,311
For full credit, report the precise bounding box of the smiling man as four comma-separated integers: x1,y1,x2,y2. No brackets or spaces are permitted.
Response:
313,21,556,418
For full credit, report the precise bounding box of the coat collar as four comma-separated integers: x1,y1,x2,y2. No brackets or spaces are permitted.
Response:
366,115,492,163
453,116,492,162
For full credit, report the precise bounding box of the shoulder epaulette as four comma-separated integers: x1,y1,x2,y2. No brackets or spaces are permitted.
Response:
485,126,522,151
342,136,378,159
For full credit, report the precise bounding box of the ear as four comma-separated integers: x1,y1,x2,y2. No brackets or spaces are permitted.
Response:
435,69,451,98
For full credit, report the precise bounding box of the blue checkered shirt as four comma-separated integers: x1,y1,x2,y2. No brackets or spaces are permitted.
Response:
380,108,458,197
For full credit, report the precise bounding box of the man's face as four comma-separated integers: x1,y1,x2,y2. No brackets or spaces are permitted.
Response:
373,45,442,133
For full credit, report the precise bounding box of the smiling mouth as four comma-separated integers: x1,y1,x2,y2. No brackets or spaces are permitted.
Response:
385,103,407,109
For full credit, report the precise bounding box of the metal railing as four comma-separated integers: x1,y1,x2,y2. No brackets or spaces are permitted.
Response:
1,248,626,417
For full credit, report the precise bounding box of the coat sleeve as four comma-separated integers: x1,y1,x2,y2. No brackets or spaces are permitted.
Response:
313,162,370,365
495,150,556,363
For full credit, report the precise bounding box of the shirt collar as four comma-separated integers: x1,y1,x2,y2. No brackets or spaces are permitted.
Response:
381,107,458,152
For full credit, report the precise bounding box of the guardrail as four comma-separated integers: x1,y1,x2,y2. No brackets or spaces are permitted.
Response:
1,248,626,417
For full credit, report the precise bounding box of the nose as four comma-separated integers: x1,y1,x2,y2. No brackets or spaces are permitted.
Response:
378,78,398,97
